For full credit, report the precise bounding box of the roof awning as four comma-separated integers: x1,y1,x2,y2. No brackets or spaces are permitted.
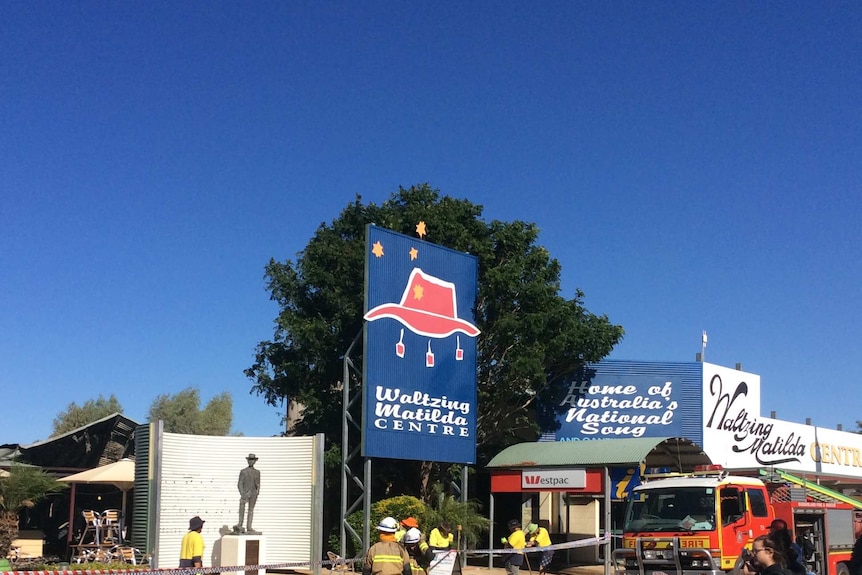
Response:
487,437,711,470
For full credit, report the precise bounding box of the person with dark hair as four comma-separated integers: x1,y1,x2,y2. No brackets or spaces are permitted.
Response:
743,533,792,575
429,521,454,551
179,515,205,568
500,520,526,575
769,519,805,575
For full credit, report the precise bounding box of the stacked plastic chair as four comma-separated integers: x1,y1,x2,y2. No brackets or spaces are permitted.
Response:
100,509,122,544
78,510,101,545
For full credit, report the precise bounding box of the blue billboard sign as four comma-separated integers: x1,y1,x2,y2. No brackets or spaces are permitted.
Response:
362,224,479,463
554,365,685,441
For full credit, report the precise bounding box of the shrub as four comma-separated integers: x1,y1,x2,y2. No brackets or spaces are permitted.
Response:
332,487,489,558
423,484,489,549
336,495,427,558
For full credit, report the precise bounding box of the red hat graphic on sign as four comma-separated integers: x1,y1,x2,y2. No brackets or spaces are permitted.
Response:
364,268,480,339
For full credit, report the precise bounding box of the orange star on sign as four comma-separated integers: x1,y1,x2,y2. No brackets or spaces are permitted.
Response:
412,283,424,300
409,247,418,261
372,241,384,257
416,221,427,238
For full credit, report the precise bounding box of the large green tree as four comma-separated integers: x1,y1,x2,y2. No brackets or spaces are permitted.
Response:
148,387,234,435
52,394,124,436
246,185,623,484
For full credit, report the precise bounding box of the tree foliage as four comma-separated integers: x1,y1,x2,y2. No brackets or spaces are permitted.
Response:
0,464,65,558
52,394,124,437
422,484,490,548
341,495,426,558
148,387,233,435
246,185,623,479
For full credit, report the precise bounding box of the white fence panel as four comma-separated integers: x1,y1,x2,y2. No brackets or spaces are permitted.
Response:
153,433,319,569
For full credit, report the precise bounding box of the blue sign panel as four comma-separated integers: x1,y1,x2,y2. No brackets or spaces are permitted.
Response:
554,364,685,441
362,225,479,464
609,464,646,501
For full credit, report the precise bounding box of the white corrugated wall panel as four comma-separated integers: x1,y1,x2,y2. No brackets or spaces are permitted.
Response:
153,433,318,569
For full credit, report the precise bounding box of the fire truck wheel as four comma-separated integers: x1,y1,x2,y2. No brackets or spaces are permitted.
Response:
836,563,850,575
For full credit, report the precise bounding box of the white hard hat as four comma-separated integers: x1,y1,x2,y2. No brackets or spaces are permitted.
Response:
378,516,398,533
405,528,422,544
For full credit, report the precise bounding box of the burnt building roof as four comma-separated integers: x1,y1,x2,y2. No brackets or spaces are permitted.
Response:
17,412,139,472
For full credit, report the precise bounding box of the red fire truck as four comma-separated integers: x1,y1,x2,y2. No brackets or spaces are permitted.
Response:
768,469,861,575
612,466,862,575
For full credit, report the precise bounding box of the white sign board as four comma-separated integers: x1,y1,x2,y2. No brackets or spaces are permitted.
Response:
521,468,586,489
428,550,457,575
151,432,323,569
701,362,862,477
702,362,764,466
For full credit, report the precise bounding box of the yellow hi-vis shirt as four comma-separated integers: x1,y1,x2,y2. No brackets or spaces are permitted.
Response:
506,529,526,549
530,527,551,547
428,528,454,549
179,530,205,567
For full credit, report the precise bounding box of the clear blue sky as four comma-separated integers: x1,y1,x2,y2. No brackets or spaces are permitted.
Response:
2,2,860,445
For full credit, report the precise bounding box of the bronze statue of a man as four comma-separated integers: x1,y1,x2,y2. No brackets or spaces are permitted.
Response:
233,453,261,534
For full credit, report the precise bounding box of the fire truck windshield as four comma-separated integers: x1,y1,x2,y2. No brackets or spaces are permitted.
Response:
625,487,717,533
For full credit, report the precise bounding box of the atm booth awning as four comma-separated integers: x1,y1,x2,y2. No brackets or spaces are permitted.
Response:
487,437,711,493
488,436,710,469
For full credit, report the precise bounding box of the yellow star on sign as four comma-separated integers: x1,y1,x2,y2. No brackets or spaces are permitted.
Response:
409,247,418,261
412,283,424,300
416,221,427,238
372,241,384,257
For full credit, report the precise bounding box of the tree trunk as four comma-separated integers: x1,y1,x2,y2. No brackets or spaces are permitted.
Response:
0,510,19,560
419,461,434,503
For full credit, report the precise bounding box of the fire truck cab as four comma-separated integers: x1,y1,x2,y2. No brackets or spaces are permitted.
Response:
613,466,775,575
613,465,862,575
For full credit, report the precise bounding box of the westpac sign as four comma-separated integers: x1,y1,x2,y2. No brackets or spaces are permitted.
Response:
521,469,586,490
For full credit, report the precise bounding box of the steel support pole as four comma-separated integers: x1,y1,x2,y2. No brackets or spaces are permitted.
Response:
604,466,611,575
461,465,468,567
364,458,372,554
340,331,363,559
488,492,495,569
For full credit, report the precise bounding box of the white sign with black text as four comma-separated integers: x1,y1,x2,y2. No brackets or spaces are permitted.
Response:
701,362,862,477
521,468,586,489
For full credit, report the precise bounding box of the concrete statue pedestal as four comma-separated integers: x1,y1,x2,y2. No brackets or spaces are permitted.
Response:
220,534,266,575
